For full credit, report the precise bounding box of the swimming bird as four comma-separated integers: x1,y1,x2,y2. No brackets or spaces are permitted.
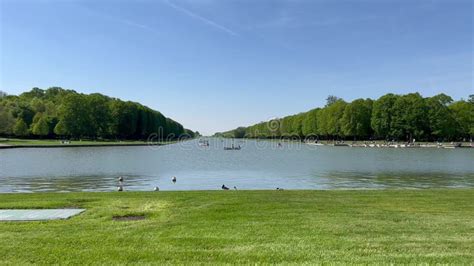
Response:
118,176,124,182
276,187,284,191
117,186,123,192
222,184,229,190
172,176,177,183
233,186,237,190
154,186,160,191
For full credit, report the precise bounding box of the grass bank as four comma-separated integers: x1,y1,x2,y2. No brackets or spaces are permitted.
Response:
0,138,175,148
0,190,472,264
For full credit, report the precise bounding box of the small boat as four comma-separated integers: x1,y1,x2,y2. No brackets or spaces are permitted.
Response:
198,139,210,147
224,139,241,150
224,145,241,150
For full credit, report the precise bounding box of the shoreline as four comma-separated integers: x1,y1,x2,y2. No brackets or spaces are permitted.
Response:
220,138,473,149
1,187,473,194
0,138,191,149
305,142,473,149
0,143,165,149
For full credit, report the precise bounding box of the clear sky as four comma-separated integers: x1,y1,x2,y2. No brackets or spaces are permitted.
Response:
1,0,472,135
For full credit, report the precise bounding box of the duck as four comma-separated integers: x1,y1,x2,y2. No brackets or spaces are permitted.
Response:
276,187,284,191
117,186,123,192
221,184,229,190
172,176,177,183
233,186,237,190
118,176,124,182
154,186,160,191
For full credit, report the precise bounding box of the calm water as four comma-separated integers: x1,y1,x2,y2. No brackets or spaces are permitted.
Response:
0,139,473,192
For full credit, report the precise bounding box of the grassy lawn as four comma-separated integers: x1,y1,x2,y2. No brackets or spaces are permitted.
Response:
0,138,172,146
0,190,472,264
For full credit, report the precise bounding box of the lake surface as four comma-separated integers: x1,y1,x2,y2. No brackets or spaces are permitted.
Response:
1,139,473,192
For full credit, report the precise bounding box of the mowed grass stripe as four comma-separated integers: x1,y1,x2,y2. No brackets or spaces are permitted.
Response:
0,190,472,264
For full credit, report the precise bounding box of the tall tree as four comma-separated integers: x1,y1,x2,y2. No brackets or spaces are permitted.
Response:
390,93,429,141
302,108,319,137
57,94,91,137
13,119,29,136
325,95,341,107
31,117,50,137
0,104,15,134
341,99,373,139
449,100,474,140
87,93,112,138
371,93,399,140
426,94,456,141
319,100,347,138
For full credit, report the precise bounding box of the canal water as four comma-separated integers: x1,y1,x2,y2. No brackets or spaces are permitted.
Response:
1,139,473,192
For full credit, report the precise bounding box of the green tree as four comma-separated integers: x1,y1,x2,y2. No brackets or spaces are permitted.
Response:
109,101,138,138
325,95,341,107
1,87,188,140
54,120,67,136
371,93,399,140
341,99,373,139
426,94,456,140
13,119,29,136
390,93,428,141
58,94,93,137
233,127,246,138
87,93,112,138
31,117,50,137
450,100,474,140
291,114,305,138
318,100,346,138
0,104,15,135
302,108,319,137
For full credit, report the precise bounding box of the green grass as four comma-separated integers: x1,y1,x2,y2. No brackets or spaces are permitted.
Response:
0,190,473,264
0,138,172,146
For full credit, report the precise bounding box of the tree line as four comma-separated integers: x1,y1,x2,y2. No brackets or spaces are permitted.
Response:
216,93,474,142
0,87,197,140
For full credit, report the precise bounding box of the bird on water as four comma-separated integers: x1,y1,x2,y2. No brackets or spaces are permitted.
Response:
172,176,177,183
222,184,229,190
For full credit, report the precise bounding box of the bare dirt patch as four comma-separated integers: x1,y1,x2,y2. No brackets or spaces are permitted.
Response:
112,215,146,221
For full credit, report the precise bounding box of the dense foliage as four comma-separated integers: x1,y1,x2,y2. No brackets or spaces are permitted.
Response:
217,93,474,141
0,87,196,140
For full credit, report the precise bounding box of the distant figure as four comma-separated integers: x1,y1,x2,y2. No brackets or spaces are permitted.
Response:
154,186,160,191
222,184,229,190
233,186,237,190
118,176,124,182
172,176,177,183
278,143,282,147
117,186,123,192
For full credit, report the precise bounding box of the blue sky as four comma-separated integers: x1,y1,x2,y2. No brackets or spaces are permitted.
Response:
1,0,472,135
